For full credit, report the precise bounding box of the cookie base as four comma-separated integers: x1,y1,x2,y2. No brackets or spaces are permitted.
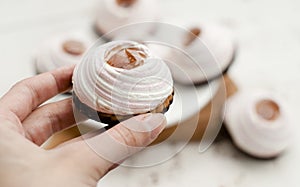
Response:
73,91,174,126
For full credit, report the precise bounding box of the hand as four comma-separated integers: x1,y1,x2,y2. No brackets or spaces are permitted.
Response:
0,65,166,187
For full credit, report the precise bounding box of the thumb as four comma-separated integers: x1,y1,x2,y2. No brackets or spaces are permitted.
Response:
63,113,166,180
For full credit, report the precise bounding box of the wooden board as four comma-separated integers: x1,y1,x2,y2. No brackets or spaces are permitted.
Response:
152,75,237,144
42,75,237,149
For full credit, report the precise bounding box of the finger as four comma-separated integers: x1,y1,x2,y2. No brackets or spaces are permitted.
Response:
0,65,74,121
23,98,75,145
57,113,166,180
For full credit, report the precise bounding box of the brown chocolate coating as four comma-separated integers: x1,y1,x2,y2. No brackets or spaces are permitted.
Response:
256,99,280,121
106,46,148,70
116,0,137,7
73,91,174,126
184,27,202,46
62,40,86,56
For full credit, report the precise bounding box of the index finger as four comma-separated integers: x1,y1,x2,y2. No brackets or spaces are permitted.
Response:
0,65,75,121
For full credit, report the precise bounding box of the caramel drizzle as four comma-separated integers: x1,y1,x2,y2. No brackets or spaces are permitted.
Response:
125,49,137,63
184,27,202,46
106,45,148,70
62,40,86,56
116,0,137,7
256,99,280,121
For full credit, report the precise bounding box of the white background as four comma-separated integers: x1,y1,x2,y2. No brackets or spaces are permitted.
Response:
0,0,299,186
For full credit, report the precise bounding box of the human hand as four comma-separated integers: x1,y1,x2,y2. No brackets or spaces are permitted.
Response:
0,65,166,187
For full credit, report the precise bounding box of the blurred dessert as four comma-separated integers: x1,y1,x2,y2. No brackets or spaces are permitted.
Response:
72,41,174,125
164,23,235,85
224,90,292,159
94,0,159,40
35,31,96,73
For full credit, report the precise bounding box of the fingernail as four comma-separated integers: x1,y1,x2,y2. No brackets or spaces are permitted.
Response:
146,113,166,140
134,113,154,122
123,113,166,137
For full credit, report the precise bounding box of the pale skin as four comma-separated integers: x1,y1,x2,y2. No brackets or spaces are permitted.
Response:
0,65,166,187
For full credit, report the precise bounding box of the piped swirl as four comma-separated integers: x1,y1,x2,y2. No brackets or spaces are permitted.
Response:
73,41,173,115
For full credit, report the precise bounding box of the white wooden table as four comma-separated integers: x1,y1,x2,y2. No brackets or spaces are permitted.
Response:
1,0,299,186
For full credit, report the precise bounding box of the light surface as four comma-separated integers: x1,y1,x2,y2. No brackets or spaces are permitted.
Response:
0,0,299,186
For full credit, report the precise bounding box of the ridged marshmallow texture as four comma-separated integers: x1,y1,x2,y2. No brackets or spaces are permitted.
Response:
73,41,173,115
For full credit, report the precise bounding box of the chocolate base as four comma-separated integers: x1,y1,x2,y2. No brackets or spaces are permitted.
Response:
73,91,174,126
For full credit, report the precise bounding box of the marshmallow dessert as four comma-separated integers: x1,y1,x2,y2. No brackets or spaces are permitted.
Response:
165,23,235,85
72,41,174,125
224,90,292,159
94,0,159,39
35,32,94,74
